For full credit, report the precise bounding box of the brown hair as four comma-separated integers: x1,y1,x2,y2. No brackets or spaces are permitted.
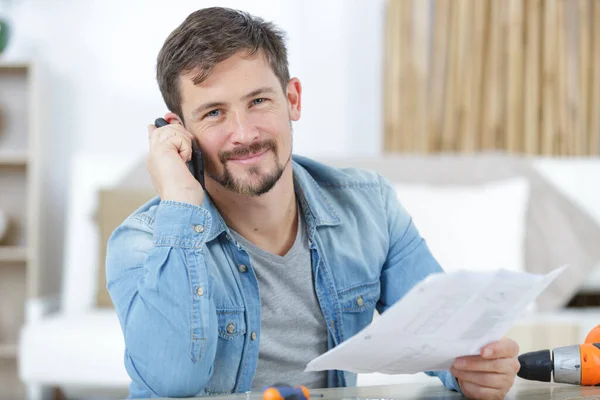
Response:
156,7,290,121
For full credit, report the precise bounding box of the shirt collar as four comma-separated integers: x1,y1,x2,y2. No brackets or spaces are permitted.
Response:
201,155,341,243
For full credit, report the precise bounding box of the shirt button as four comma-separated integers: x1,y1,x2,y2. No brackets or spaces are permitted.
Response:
192,224,205,233
226,322,235,334
238,264,248,273
356,295,364,307
196,286,204,296
251,332,257,341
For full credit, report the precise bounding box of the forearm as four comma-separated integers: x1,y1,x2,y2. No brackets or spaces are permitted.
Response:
376,175,462,394
107,201,217,397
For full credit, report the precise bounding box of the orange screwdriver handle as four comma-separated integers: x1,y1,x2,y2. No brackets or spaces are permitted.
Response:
580,343,600,386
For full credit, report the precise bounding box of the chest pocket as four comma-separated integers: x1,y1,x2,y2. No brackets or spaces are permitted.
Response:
204,309,246,395
338,281,380,340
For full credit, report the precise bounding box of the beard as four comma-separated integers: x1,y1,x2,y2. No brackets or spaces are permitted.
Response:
208,138,291,196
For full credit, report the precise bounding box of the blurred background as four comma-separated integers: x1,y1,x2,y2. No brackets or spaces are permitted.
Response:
0,0,598,399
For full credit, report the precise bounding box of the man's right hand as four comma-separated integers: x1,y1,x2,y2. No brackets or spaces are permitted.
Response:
146,120,205,206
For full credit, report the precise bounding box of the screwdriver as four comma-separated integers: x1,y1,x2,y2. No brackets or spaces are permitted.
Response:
262,384,323,400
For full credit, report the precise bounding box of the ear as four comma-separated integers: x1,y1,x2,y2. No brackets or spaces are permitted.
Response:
286,78,302,121
164,112,183,125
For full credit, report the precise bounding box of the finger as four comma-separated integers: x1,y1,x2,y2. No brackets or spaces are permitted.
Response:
153,128,180,146
453,356,521,375
149,126,195,153
457,379,505,400
481,338,520,359
151,123,194,142
454,354,483,363
158,129,178,142
167,123,195,140
165,132,193,160
149,125,165,146
150,128,192,157
450,368,508,390
147,124,156,137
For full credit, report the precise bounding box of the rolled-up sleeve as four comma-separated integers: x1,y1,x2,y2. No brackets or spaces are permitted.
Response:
106,200,218,398
376,175,463,395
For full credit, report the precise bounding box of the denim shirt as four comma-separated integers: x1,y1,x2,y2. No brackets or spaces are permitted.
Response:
105,154,462,398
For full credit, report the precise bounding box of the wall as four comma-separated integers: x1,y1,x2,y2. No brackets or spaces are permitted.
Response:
3,0,599,302
1,0,386,298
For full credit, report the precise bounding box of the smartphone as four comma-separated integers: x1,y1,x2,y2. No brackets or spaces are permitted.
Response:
154,117,205,189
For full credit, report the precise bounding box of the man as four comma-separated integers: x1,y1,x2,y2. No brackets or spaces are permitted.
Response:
106,6,521,399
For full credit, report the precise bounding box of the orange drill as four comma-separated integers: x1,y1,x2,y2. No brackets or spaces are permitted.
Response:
517,325,600,385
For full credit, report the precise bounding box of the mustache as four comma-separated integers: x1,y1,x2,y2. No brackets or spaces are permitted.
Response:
219,140,277,163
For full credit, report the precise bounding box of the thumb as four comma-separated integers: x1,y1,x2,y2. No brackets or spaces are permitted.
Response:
179,146,192,162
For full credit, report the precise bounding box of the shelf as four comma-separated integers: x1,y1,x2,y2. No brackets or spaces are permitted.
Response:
0,247,28,263
0,151,29,166
0,57,35,398
0,344,17,359
0,62,29,73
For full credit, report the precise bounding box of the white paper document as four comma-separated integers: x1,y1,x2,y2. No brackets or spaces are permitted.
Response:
305,266,567,375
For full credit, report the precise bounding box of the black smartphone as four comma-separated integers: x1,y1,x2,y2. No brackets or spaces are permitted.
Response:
154,117,205,189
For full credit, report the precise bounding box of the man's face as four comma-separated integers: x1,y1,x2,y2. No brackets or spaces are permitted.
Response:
178,51,301,196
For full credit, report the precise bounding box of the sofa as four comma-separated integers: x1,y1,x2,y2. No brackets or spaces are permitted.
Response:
18,152,600,399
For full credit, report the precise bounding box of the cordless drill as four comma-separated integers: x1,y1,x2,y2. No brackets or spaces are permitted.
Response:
517,325,600,385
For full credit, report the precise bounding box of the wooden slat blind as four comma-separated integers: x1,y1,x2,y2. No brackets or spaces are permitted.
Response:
383,0,600,156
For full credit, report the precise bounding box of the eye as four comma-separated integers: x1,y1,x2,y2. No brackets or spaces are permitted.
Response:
205,109,221,119
252,98,267,106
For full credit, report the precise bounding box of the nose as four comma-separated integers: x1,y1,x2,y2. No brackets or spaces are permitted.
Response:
228,110,259,145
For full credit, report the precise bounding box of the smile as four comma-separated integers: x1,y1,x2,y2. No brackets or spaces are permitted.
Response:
228,149,269,165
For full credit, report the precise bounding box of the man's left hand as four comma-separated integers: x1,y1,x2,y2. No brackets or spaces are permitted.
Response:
450,338,521,400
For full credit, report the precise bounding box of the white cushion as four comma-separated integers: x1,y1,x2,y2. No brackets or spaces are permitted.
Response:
19,310,129,386
394,177,530,274
533,158,600,225
62,153,141,313
533,159,600,291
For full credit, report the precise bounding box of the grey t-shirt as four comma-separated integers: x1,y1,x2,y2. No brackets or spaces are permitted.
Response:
230,206,329,389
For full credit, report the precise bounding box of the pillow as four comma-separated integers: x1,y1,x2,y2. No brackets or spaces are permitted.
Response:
62,154,143,313
394,177,530,274
95,189,156,307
